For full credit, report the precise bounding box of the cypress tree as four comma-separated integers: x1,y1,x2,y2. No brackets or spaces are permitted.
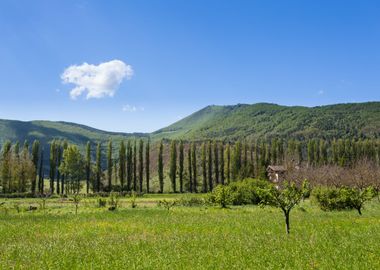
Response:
207,141,213,191
85,141,91,194
201,142,207,192
138,139,144,193
119,141,126,190
1,141,11,193
107,140,113,191
220,142,225,184
49,141,57,194
226,143,231,184
158,140,164,193
307,140,314,166
192,143,197,193
232,141,242,180
169,140,177,193
38,148,44,194
31,140,40,194
19,141,29,192
213,141,219,185
179,140,184,193
145,140,150,193
127,141,132,191
96,142,101,192
133,140,137,191
270,139,277,165
243,141,248,176
296,141,303,164
56,142,62,194
61,141,68,194
319,139,328,165
188,146,192,192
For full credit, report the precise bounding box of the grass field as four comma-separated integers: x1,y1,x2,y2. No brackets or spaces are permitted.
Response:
0,194,379,269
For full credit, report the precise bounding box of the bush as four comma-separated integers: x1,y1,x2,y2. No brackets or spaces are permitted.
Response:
228,179,272,205
108,192,119,210
313,186,377,214
176,196,206,207
209,185,233,208
97,198,107,207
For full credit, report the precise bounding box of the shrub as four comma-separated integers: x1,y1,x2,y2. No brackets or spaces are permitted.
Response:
228,179,272,205
157,199,176,211
313,186,377,214
209,185,233,208
108,192,119,210
97,198,107,207
176,196,206,207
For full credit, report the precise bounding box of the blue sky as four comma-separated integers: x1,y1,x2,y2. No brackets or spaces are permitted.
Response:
0,0,379,133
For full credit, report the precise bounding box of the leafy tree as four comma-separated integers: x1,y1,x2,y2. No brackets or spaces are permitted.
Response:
207,141,213,191
107,140,113,191
138,139,144,193
260,181,305,234
169,140,177,192
158,140,164,193
210,185,233,208
59,145,84,194
179,140,184,193
145,140,150,193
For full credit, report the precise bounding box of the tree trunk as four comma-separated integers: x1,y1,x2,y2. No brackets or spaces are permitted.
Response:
357,207,362,215
284,210,290,234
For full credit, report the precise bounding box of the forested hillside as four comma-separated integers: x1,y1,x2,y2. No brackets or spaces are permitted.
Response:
153,102,380,141
0,119,146,148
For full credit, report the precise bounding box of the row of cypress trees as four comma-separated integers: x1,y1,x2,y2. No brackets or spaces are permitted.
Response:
1,137,380,194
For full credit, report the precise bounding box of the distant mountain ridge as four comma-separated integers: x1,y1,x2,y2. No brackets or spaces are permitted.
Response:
152,102,380,141
0,102,379,149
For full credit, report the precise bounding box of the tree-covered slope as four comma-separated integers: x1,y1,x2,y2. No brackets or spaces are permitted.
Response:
0,119,147,148
152,102,380,141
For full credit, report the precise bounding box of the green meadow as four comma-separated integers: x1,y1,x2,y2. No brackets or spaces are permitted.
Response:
0,195,379,269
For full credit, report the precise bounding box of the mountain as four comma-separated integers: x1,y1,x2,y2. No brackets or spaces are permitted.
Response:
1,102,379,149
0,119,147,149
152,102,380,141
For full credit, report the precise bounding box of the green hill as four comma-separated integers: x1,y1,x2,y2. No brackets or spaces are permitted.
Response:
0,119,147,150
152,102,380,141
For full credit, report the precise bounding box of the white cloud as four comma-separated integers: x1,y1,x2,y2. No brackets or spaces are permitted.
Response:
122,104,144,112
61,59,133,99
317,89,324,95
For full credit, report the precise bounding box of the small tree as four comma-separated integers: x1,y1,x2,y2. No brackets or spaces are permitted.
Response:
210,185,233,208
73,193,80,215
260,181,305,234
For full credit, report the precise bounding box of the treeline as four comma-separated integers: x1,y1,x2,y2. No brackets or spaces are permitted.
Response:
1,137,380,195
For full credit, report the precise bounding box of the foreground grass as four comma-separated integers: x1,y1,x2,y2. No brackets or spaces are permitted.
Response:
0,196,379,269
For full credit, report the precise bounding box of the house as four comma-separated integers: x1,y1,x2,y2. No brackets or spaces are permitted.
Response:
266,165,286,183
